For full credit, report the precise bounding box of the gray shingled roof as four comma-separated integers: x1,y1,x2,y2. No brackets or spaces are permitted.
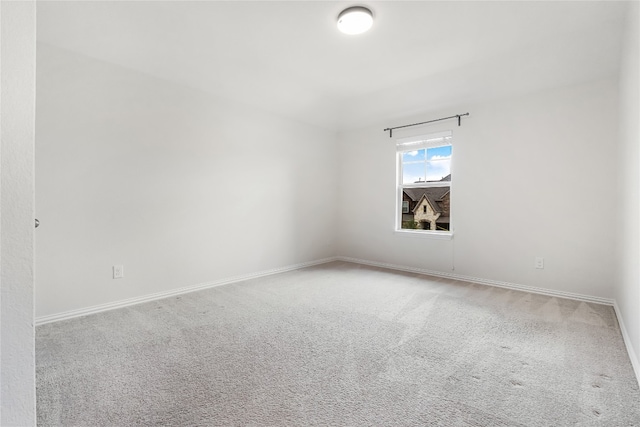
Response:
403,187,450,215
403,187,449,201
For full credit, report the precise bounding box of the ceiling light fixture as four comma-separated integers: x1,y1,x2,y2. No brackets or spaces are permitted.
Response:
337,6,373,35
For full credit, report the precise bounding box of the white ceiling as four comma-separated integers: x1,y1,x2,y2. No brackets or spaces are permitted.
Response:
36,1,628,131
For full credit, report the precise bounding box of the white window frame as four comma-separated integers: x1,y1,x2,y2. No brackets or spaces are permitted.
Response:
395,130,453,240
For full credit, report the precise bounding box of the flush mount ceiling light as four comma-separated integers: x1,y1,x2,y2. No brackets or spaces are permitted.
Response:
337,6,373,35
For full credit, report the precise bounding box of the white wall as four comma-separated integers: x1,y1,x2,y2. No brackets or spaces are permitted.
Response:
337,78,619,300
0,1,37,425
35,44,337,317
616,1,639,373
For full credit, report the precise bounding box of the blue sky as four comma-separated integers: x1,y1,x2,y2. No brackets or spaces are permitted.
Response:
402,145,451,184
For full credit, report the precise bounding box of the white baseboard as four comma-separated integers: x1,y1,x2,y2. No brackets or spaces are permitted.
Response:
36,255,612,326
35,256,338,326
613,301,640,387
335,256,614,305
36,254,639,386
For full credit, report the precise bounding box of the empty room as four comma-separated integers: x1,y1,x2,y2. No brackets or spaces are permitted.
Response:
1,0,639,425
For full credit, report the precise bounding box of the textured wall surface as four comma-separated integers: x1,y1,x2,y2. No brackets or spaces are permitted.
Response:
616,1,640,376
1,1,37,425
35,44,337,317
337,78,619,300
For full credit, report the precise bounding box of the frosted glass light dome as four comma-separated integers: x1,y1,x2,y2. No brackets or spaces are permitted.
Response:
337,6,373,35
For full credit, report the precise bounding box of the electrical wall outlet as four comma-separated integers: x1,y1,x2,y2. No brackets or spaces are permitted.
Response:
113,265,124,279
535,257,544,269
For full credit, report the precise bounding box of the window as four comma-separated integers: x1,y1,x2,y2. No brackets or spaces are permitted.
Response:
397,131,452,233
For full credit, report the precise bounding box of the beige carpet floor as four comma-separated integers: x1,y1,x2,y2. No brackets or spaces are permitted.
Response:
36,261,640,426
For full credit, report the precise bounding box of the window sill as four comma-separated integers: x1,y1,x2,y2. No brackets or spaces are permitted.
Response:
394,230,454,240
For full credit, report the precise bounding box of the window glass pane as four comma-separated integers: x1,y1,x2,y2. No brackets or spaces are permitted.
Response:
400,185,451,231
425,161,451,181
402,149,425,162
425,146,452,181
426,145,451,160
402,162,426,184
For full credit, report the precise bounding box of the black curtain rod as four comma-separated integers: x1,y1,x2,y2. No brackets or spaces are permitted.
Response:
383,112,470,137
